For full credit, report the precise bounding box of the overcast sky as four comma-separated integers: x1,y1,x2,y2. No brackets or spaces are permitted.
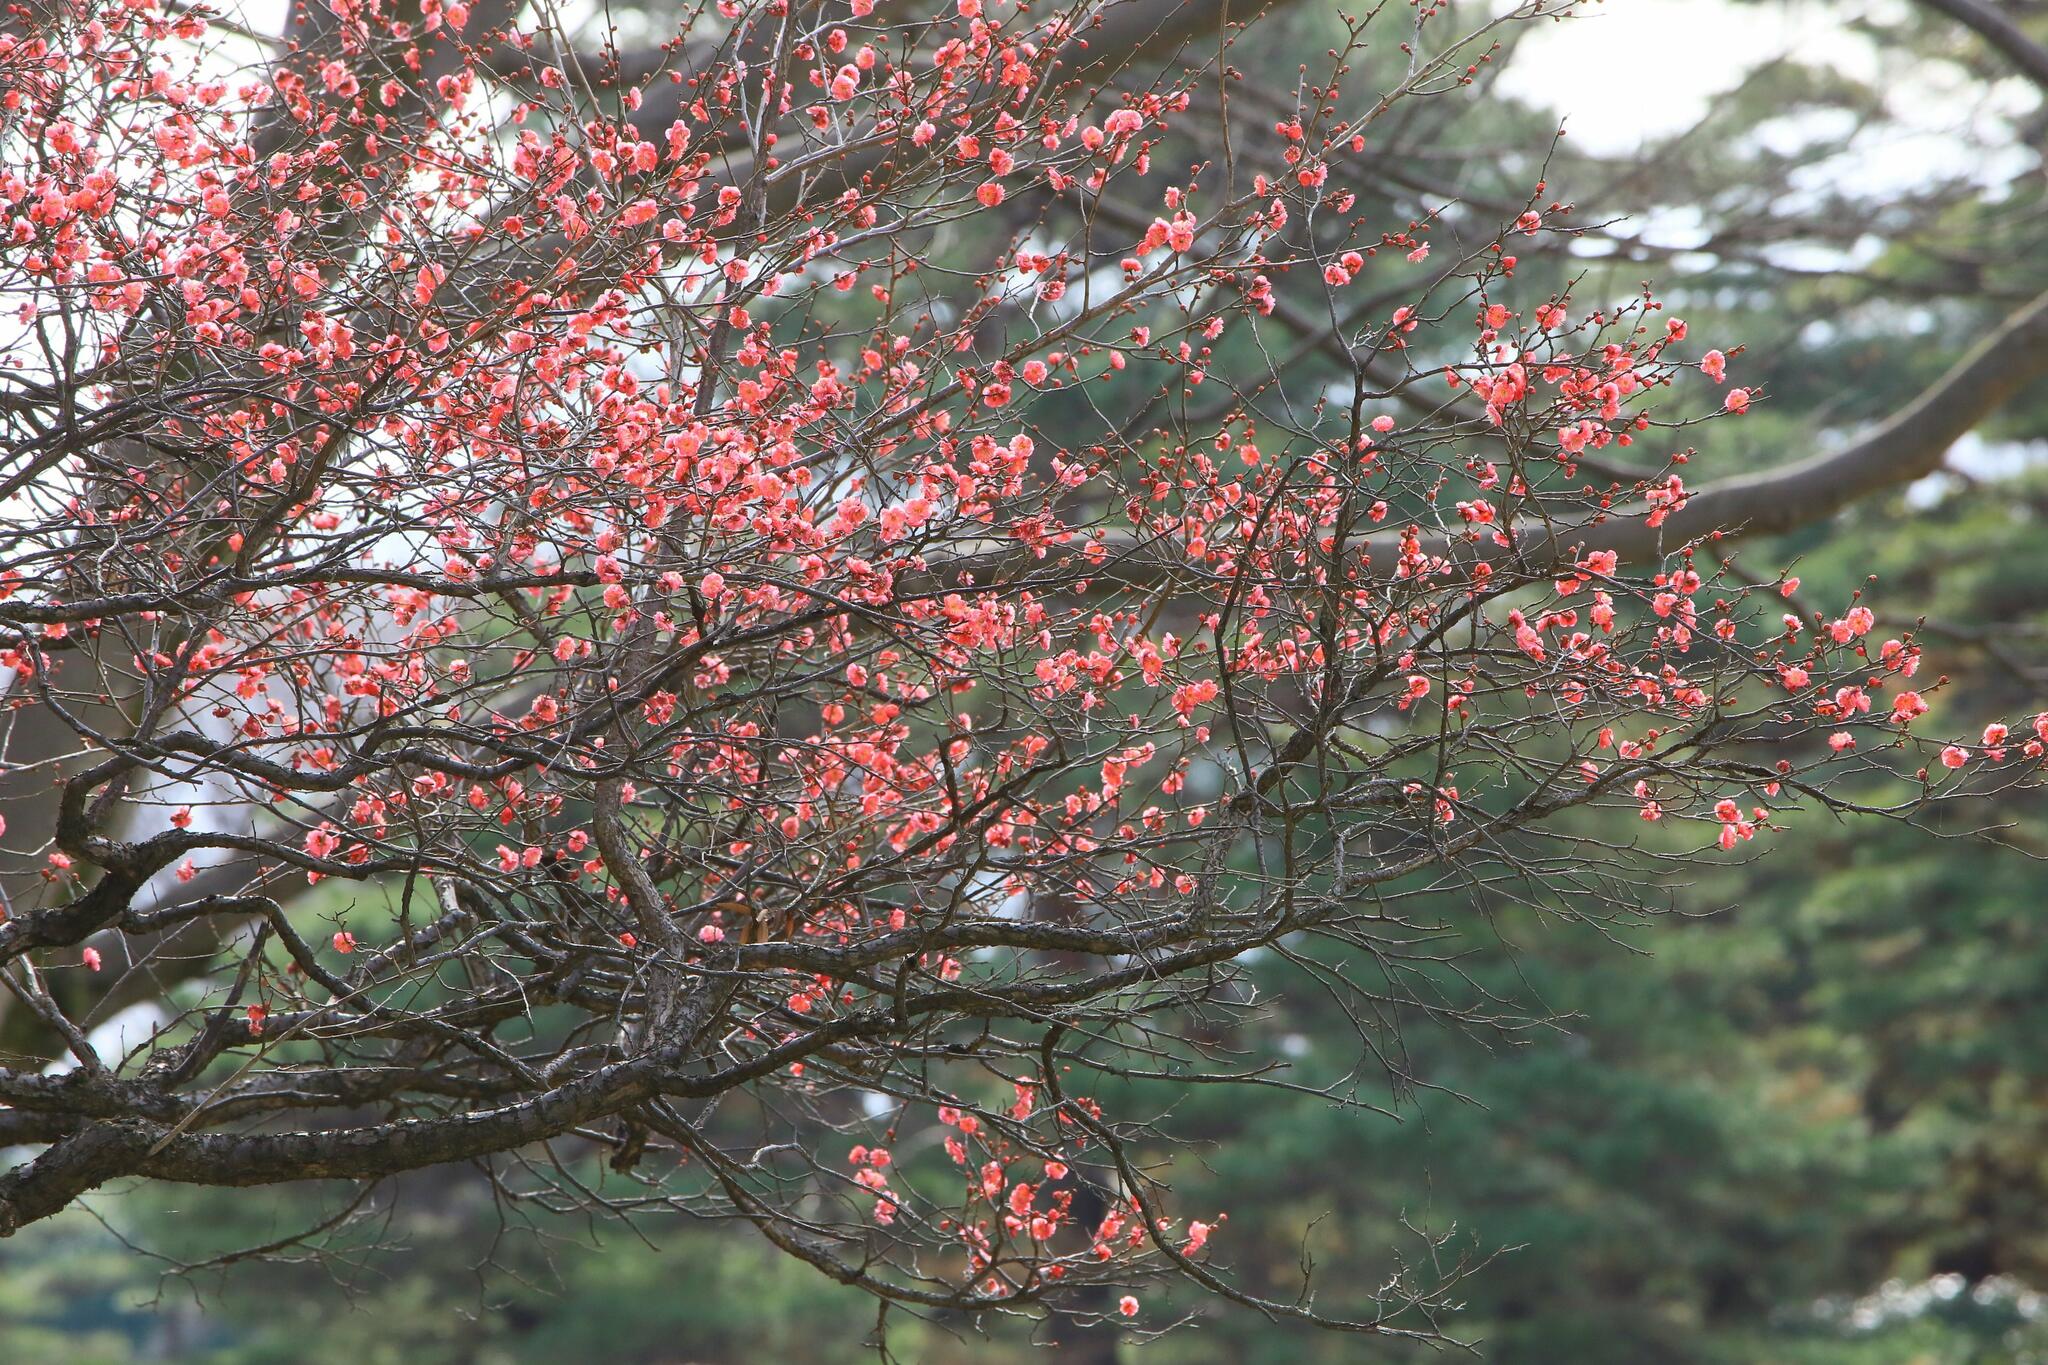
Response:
1499,0,2038,186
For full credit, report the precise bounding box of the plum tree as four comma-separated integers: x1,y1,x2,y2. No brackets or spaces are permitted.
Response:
0,0,2040,1348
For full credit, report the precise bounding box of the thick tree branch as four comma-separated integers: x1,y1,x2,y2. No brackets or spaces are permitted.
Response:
1915,0,2048,93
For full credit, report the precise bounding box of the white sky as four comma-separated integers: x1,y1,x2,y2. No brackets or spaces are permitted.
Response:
1497,0,2040,189
1496,0,1882,154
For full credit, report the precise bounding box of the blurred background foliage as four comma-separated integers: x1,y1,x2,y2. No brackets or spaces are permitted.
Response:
7,0,2048,1358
